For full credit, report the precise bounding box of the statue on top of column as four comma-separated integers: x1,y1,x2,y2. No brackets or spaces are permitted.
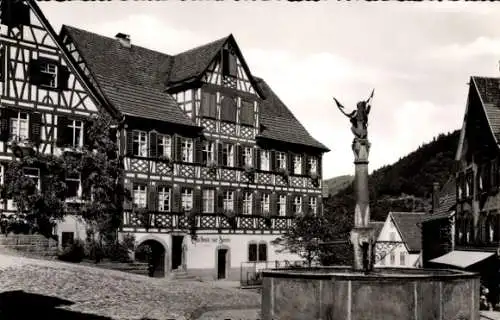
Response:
333,89,374,140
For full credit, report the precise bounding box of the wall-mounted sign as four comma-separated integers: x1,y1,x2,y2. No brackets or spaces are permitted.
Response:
194,235,230,244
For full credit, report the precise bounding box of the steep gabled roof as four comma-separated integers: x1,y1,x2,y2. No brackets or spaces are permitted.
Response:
61,25,199,128
390,212,427,253
456,76,500,160
256,78,330,151
25,1,120,120
166,36,229,84
61,26,329,151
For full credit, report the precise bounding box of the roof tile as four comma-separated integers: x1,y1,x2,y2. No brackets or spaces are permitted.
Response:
391,212,427,252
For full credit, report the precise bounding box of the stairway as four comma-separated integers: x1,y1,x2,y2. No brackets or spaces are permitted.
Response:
169,268,199,281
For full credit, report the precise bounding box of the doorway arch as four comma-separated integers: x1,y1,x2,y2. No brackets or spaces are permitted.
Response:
136,238,168,278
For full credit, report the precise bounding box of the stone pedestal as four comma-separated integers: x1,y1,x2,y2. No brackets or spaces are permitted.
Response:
350,227,376,272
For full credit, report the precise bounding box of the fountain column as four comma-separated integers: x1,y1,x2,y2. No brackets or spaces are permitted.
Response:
349,137,375,271
334,92,376,272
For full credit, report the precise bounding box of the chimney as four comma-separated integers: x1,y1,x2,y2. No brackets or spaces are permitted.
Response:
432,182,440,213
115,33,131,48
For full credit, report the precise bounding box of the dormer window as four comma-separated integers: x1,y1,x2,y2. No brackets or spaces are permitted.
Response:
133,131,148,157
222,49,237,77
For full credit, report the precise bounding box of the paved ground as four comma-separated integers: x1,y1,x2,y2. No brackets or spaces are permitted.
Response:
0,252,260,320
482,311,500,320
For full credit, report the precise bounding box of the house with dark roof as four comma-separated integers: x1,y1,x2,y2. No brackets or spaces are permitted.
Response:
420,180,456,268
424,76,500,304
374,212,427,268
1,1,329,280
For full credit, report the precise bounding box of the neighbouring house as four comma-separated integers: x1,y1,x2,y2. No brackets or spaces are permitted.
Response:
0,0,329,280
420,179,456,268
374,212,427,268
426,76,500,306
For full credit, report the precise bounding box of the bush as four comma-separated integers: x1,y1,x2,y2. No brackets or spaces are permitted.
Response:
58,240,85,263
105,242,132,263
121,233,136,251
135,243,152,262
85,239,105,263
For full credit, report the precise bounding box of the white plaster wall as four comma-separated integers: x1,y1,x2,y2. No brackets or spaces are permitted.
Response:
55,214,88,249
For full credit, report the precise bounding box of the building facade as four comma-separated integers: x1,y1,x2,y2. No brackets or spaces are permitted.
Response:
1,0,329,280
374,212,425,268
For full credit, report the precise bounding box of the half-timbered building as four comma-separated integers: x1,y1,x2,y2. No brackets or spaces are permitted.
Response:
427,77,500,305
1,0,329,280
0,0,122,242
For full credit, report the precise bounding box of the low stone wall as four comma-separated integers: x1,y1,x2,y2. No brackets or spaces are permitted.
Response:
0,234,58,256
262,267,481,320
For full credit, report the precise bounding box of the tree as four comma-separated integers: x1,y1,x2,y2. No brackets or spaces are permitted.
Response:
271,214,327,267
79,113,130,245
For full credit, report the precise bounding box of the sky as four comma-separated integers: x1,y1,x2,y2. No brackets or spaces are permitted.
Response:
38,1,500,180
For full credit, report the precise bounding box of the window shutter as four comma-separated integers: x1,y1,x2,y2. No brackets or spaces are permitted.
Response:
0,108,8,142
318,196,323,216
175,135,182,162
126,130,134,156
0,47,4,83
236,190,243,215
270,151,276,171
149,131,157,158
253,192,261,216
28,59,41,86
255,148,261,170
57,66,71,91
217,142,223,166
303,195,310,216
83,120,93,149
270,192,277,216
29,112,42,145
172,185,181,213
201,92,210,118
236,144,243,168
195,138,203,164
56,116,70,147
287,153,293,173
148,188,157,211
221,96,236,122
228,53,237,77
193,188,202,214
286,195,293,216
217,189,224,214
304,154,310,174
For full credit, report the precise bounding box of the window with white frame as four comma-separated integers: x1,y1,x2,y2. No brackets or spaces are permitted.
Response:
242,192,252,215
390,252,395,265
222,143,234,167
243,147,253,167
260,150,270,171
133,131,148,157
202,141,214,164
309,197,317,215
202,189,214,213
293,196,302,214
181,188,193,211
133,184,147,208
68,120,84,148
293,155,302,175
223,191,234,212
65,174,81,199
158,186,171,212
39,62,57,88
10,112,29,141
158,135,171,158
400,252,406,266
181,138,193,162
278,195,286,216
261,193,270,215
309,157,318,174
276,152,287,170
23,168,40,191
380,255,385,266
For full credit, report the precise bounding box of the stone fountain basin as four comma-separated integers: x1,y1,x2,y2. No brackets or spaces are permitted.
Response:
261,267,480,320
